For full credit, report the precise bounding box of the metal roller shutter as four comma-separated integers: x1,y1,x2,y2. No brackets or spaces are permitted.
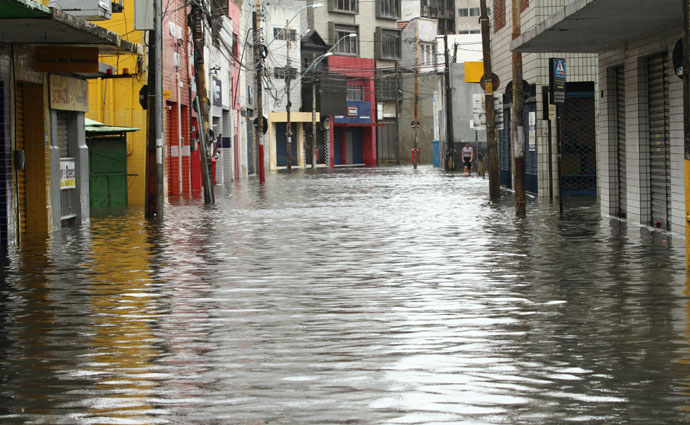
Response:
16,85,26,237
616,67,626,218
647,53,670,230
56,112,69,157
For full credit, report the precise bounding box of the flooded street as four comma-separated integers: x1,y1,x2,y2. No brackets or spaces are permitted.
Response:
1,166,689,424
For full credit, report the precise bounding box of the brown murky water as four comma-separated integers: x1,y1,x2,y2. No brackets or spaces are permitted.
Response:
1,166,689,424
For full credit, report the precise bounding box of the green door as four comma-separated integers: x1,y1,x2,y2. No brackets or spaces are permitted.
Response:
88,137,128,209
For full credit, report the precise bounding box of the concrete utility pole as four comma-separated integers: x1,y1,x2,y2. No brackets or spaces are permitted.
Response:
255,0,265,183
413,26,419,169
190,3,215,204
145,0,163,219
681,0,690,271
443,35,454,171
286,19,293,171
311,51,317,169
480,0,499,200
511,0,526,217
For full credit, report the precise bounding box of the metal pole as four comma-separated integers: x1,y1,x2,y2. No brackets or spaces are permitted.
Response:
312,51,317,169
444,34,454,171
396,61,401,165
255,0,265,183
511,0,526,217
480,0,499,200
145,0,164,219
414,26,419,169
557,103,564,216
286,18,292,171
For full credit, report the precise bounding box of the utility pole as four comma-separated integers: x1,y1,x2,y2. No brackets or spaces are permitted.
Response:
311,51,318,169
255,0,265,183
145,0,163,219
443,35,454,171
453,42,458,63
395,61,401,165
286,18,292,171
511,0,526,217
413,26,419,169
480,0,499,200
681,0,690,271
190,3,214,204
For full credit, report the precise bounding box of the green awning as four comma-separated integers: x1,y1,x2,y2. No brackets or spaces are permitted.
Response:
0,0,137,53
85,118,140,134
0,0,49,19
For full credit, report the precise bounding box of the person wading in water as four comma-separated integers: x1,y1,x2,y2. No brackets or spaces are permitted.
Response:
462,143,474,176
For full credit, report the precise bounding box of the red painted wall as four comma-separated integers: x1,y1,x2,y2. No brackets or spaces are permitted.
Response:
328,56,377,166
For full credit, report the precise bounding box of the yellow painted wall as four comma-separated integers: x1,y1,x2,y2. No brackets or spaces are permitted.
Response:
87,1,147,205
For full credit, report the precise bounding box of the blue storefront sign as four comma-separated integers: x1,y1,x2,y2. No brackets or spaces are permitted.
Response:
333,101,371,124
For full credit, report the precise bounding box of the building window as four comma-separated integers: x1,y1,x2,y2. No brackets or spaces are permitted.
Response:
494,0,505,31
232,32,239,58
378,28,401,60
274,67,298,80
333,24,359,55
470,7,480,16
347,84,364,101
377,0,400,19
273,27,297,41
332,0,358,13
458,8,468,16
419,42,434,65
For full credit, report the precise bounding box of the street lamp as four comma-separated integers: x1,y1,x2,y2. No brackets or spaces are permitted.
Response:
302,51,333,169
279,2,323,170
267,3,323,48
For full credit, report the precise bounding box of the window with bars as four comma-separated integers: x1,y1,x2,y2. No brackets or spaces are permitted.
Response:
273,27,297,41
347,84,364,101
494,0,505,31
274,67,298,80
377,28,401,60
331,24,359,55
377,72,398,100
376,0,400,19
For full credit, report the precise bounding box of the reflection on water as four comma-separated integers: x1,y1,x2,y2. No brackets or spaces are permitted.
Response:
1,166,689,424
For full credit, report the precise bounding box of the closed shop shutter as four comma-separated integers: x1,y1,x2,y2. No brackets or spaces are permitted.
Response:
648,53,670,229
16,85,26,237
616,66,626,218
56,112,69,157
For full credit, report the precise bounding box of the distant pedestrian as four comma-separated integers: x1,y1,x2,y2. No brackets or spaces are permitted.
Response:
462,143,473,176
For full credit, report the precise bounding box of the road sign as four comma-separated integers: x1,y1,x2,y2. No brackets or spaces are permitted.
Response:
550,58,566,104
472,94,503,130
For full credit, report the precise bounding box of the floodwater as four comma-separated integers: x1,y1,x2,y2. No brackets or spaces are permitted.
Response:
1,166,689,425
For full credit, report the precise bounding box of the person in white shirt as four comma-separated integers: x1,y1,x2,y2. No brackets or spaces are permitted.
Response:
462,143,474,176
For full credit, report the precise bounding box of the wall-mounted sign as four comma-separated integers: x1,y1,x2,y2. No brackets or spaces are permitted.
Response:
213,77,222,106
347,106,358,117
163,89,172,98
549,58,566,104
50,74,88,112
60,158,76,190
35,46,98,73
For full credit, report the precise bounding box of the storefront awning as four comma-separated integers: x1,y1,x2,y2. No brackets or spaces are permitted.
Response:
85,118,139,134
511,0,680,53
0,0,138,54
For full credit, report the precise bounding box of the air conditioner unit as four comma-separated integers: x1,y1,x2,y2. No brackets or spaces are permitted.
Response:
49,0,112,20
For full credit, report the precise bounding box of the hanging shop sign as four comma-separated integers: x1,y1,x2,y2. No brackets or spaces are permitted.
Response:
35,46,98,73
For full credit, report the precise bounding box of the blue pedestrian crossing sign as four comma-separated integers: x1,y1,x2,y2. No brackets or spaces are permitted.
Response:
549,58,566,104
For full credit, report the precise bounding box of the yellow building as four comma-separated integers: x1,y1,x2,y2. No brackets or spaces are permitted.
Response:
87,2,147,206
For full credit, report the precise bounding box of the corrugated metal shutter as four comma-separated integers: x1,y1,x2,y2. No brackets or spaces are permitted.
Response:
647,53,670,229
16,85,26,237
616,66,626,218
56,112,69,158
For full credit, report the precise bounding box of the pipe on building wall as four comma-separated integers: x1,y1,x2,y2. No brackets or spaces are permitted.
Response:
177,71,183,195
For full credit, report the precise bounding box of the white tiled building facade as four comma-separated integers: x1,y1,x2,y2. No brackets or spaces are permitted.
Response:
491,0,598,199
